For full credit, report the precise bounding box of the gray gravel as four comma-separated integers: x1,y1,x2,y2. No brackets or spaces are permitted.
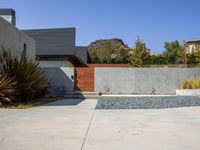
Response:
95,96,200,109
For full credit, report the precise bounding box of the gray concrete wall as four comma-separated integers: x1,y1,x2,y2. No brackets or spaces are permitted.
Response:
95,68,200,95
0,9,16,26
75,46,88,64
23,28,75,56
39,61,73,67
0,17,36,59
42,67,74,96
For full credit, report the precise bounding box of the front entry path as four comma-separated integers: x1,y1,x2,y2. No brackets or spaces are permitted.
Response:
0,99,200,150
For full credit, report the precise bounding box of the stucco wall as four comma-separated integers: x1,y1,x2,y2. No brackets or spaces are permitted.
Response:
0,17,35,59
95,68,200,94
42,67,74,96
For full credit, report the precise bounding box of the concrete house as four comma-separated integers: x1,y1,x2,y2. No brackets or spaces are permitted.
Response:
0,8,90,67
23,28,90,67
0,9,36,59
0,8,92,95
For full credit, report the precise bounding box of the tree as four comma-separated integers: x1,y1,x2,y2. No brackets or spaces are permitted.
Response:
176,45,187,66
193,46,200,64
88,39,129,64
129,37,150,67
150,54,167,65
162,40,182,64
115,45,130,63
98,41,114,63
88,47,100,63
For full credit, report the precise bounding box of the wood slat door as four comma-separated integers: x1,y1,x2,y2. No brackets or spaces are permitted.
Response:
75,66,94,91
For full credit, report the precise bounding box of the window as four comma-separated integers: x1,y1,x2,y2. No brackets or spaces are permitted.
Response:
23,43,27,56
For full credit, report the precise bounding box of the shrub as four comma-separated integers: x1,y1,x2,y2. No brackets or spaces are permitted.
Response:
0,74,18,107
0,49,49,105
181,78,200,89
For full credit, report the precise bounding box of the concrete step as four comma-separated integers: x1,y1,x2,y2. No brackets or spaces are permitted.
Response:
64,95,81,99
64,91,100,99
75,91,100,95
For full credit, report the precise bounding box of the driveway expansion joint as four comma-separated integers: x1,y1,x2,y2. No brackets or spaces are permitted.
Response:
80,109,95,150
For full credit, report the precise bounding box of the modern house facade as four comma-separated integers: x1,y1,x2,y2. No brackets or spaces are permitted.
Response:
0,8,90,67
2,8,200,96
23,28,89,67
0,9,36,59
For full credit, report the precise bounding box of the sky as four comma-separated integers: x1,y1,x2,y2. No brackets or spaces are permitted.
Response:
1,0,200,53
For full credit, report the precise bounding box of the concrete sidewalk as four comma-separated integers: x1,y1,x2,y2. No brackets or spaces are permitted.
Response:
0,99,200,150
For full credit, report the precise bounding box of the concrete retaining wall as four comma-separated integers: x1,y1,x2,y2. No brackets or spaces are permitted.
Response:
95,68,200,94
42,67,74,97
176,89,200,96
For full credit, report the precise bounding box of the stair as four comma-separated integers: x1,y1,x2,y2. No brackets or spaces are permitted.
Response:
64,91,100,99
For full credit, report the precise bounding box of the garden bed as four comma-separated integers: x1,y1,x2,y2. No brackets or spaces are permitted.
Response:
0,97,63,109
95,96,200,109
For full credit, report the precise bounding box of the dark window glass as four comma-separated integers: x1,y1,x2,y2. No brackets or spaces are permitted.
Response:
23,44,27,56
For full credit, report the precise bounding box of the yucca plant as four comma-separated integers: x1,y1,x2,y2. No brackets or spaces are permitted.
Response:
0,49,49,102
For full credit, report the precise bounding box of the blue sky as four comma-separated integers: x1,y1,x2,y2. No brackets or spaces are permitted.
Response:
1,0,200,53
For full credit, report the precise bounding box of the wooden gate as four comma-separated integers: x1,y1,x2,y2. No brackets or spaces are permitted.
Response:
74,66,94,91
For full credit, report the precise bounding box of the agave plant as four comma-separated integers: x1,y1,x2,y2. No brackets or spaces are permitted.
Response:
0,49,49,102
0,74,17,107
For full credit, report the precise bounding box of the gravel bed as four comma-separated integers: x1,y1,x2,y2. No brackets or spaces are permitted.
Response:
95,96,200,109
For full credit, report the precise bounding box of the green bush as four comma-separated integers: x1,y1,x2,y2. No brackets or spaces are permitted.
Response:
0,49,49,106
181,78,200,89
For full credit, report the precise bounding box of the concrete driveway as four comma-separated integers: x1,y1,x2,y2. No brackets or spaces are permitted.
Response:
0,99,200,150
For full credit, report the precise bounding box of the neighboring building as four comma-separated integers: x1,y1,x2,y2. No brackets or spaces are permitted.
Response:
185,40,200,53
0,8,90,67
0,9,36,59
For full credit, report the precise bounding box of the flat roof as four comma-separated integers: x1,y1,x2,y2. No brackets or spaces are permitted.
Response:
185,40,200,44
0,9,15,16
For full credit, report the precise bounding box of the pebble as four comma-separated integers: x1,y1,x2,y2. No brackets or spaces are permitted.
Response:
95,96,200,109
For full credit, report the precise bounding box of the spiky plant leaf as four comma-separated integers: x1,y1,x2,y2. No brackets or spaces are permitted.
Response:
0,48,49,101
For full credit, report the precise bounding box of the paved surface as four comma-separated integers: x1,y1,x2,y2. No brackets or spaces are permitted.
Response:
0,99,200,150
0,99,96,150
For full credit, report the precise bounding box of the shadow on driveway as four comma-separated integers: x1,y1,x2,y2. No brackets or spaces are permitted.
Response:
42,99,85,106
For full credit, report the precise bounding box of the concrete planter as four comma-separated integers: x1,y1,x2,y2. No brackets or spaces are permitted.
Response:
176,89,200,96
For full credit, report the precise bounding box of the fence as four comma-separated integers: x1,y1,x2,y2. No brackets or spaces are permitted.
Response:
95,68,200,94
